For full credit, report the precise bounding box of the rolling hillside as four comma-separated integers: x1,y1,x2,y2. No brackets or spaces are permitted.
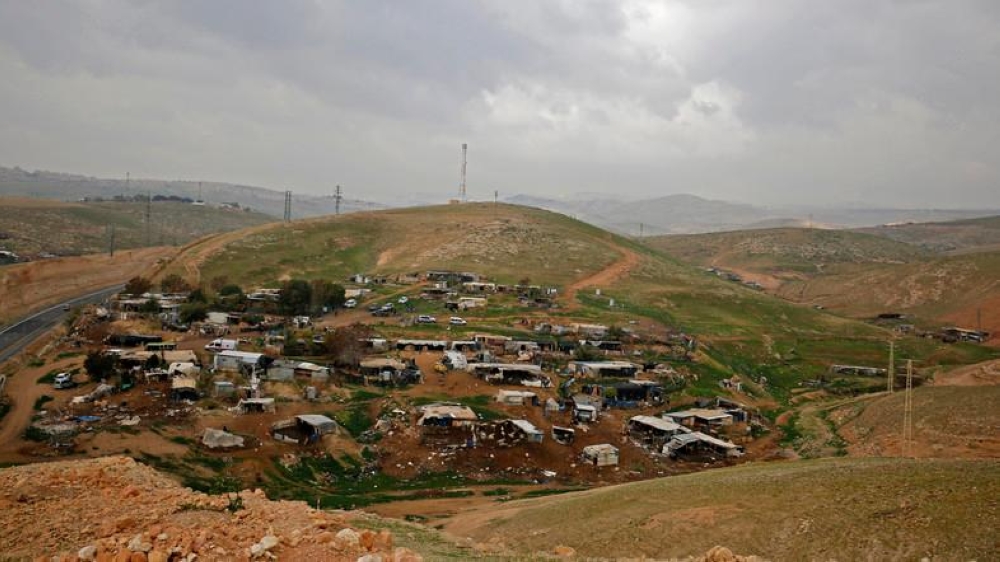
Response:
0,197,274,257
648,225,1000,341
446,457,999,561
647,227,927,278
858,215,1000,254
0,166,383,219
776,251,1000,336
153,203,995,400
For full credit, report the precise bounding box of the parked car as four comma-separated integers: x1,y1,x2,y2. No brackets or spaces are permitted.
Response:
449,317,467,326
398,296,409,304
416,315,437,324
344,298,357,308
53,373,76,389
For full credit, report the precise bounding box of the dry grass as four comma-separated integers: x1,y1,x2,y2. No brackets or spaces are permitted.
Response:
838,385,1000,459
0,247,175,324
446,457,1000,561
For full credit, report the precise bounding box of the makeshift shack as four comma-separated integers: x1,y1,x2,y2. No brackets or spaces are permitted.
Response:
568,361,639,378
663,409,734,430
664,431,743,459
581,443,619,467
627,415,688,450
235,397,276,414
170,377,200,401
272,414,338,445
495,389,538,406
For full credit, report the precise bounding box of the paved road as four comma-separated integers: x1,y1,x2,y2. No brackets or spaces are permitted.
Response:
0,284,123,366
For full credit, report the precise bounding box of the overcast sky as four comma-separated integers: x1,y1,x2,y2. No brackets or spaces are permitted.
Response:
1,1,998,207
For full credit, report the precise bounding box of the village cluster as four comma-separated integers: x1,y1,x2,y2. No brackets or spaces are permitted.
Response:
28,269,763,488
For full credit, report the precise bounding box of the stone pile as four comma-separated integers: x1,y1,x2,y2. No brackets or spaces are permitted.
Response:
0,456,422,561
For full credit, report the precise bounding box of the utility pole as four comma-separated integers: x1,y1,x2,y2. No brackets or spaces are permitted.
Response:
334,185,343,215
283,190,292,222
887,340,895,393
639,222,644,239
902,359,914,457
107,224,115,257
460,143,468,201
124,171,130,200
145,191,152,246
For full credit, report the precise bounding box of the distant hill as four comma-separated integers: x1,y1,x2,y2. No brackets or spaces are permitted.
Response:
647,228,929,276
505,191,1000,236
504,193,772,235
857,215,1000,254
0,166,384,219
647,223,1000,339
446,457,1000,560
0,196,274,257
775,250,1000,336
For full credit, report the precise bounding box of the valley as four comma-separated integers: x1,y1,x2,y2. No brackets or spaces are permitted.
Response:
0,202,997,560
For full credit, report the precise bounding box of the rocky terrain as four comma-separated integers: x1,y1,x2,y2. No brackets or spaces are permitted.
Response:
0,456,418,561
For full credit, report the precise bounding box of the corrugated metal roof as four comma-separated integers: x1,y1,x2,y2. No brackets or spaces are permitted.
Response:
630,415,684,433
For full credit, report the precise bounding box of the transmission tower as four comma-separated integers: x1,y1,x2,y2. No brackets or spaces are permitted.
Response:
283,190,292,222
887,340,895,393
902,359,914,457
334,185,343,215
459,143,468,201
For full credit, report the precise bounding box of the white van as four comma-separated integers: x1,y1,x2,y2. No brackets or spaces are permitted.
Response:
204,338,237,352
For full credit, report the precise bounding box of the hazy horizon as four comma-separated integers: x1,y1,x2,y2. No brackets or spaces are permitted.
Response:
1,1,998,208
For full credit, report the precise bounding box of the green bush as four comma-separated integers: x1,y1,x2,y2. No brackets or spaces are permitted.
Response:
33,395,53,410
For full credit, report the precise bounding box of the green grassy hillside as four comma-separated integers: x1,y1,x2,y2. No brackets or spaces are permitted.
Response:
647,227,928,275
858,215,1000,254
166,203,623,288
0,197,274,256
155,203,995,406
448,457,1000,561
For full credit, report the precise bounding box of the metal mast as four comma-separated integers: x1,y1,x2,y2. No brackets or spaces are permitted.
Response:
335,185,343,215
460,143,468,201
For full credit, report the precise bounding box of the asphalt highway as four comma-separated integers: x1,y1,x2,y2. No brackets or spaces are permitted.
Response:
0,284,123,365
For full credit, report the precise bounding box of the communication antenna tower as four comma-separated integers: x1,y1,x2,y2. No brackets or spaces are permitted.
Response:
902,359,914,457
283,191,292,222
460,143,468,201
335,185,343,215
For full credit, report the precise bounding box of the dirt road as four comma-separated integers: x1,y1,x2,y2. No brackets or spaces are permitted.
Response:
562,245,642,308
0,340,77,459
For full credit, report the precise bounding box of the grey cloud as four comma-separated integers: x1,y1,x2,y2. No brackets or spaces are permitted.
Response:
0,0,997,208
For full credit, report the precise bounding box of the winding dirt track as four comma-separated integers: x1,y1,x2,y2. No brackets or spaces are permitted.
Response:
562,245,642,309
